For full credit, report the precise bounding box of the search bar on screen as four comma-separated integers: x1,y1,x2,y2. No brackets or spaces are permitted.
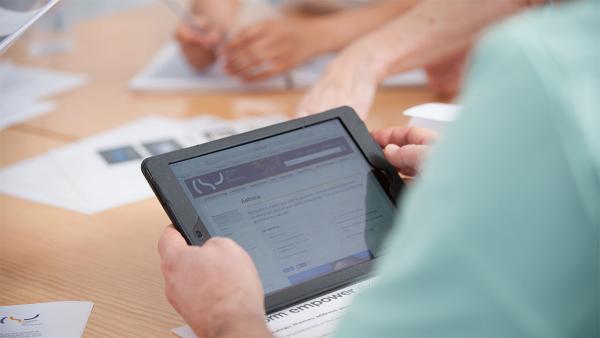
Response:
284,146,344,167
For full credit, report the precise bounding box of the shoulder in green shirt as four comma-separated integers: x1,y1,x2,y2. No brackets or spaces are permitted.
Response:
335,1,600,337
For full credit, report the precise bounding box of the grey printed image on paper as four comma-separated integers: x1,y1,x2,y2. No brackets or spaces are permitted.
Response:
142,139,182,156
203,127,237,141
98,146,141,164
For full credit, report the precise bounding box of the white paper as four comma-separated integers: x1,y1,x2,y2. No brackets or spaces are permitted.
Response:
0,61,86,99
172,278,373,338
404,102,462,133
48,116,186,213
0,114,286,214
130,43,426,92
0,99,56,130
0,301,93,338
0,116,183,213
0,61,87,129
129,43,288,92
0,155,89,213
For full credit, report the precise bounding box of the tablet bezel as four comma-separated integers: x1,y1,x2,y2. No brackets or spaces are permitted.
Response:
142,106,402,313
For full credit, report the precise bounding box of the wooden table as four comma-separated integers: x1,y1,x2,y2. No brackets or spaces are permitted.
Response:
0,4,439,336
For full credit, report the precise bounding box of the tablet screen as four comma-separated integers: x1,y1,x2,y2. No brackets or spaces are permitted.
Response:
170,119,396,294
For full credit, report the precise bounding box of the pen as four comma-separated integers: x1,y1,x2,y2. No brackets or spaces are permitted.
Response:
159,0,206,33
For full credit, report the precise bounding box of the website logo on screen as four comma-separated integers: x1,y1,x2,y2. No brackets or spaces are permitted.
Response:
185,172,225,198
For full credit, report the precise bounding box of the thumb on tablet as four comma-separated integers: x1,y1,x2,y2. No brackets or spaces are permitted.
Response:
384,144,430,177
158,226,187,261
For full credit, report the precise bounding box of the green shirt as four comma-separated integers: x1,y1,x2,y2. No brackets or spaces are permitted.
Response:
335,1,600,337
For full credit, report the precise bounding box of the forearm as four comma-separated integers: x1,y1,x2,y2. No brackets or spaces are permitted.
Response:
310,0,418,54
345,0,541,81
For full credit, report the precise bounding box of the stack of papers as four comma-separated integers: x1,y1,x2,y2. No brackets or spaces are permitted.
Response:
172,278,374,338
0,301,93,338
130,42,427,92
0,114,285,214
0,61,87,129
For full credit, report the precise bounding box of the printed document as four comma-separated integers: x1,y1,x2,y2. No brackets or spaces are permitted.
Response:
0,114,285,214
172,278,373,338
0,301,93,338
0,61,86,129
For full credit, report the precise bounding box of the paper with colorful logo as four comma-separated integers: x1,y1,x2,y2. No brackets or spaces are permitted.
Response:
0,301,93,338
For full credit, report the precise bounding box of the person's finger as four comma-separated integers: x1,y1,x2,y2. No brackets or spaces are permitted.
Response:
203,236,238,251
373,126,438,149
372,128,405,148
158,226,187,261
224,22,269,53
177,27,206,51
179,42,216,70
224,32,286,75
223,27,281,65
241,62,286,82
384,144,430,176
224,39,277,75
177,24,222,49
225,24,292,76
227,46,285,80
200,30,222,48
225,53,262,76
175,26,188,44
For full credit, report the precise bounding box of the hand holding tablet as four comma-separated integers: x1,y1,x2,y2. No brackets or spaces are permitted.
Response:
143,106,403,313
158,227,271,338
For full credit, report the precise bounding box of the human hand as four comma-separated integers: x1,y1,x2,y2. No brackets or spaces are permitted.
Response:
372,126,438,177
296,46,380,119
158,227,272,338
223,18,322,82
175,20,222,70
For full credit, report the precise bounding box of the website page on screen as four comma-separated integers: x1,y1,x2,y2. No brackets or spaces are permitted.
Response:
170,119,395,294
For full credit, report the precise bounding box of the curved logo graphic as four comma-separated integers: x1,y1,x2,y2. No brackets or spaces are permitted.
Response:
190,172,224,196
0,314,40,324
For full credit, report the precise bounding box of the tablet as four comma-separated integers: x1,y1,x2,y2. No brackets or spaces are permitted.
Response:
142,106,403,312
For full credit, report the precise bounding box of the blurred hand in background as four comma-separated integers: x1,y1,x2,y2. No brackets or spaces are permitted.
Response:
174,0,239,71
222,17,323,82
